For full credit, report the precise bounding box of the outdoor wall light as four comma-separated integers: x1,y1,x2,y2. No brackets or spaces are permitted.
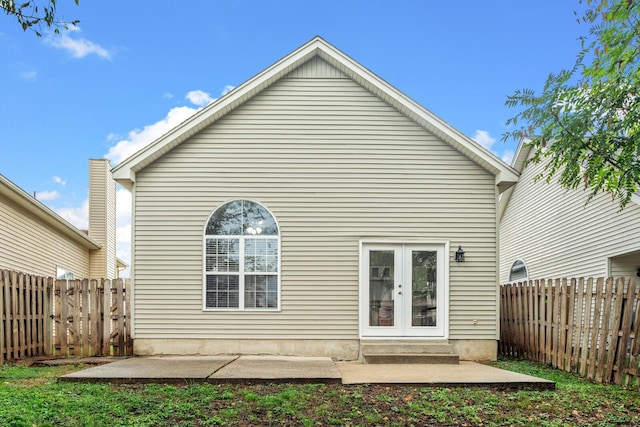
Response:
455,245,465,263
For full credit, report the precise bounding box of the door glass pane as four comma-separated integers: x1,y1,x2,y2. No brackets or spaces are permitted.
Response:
411,251,437,327
369,250,394,327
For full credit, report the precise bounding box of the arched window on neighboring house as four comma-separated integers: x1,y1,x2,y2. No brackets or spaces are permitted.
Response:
509,259,529,283
203,200,280,310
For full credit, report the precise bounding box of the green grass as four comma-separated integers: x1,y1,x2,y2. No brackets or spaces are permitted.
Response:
0,359,638,426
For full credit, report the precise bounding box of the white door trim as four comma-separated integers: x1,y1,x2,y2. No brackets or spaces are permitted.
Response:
359,240,449,339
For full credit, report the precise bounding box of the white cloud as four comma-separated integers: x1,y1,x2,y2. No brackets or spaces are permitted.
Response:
186,90,214,107
162,92,174,99
55,198,89,230
35,190,60,201
502,150,515,165
221,85,235,96
53,176,66,186
44,27,112,59
20,70,37,81
472,130,496,150
105,105,199,165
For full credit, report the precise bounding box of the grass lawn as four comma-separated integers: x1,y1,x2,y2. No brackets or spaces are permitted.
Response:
0,359,638,426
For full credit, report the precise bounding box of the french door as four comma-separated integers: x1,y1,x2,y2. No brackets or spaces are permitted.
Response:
361,243,447,337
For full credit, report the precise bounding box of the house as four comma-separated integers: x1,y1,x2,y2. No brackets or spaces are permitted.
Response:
499,141,640,283
0,158,123,280
112,37,519,361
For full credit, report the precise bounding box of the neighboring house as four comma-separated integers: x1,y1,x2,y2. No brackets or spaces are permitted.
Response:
112,37,518,361
0,158,122,280
499,141,640,284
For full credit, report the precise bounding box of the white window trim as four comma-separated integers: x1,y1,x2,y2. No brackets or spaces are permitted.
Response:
56,266,74,281
202,200,281,312
508,259,529,283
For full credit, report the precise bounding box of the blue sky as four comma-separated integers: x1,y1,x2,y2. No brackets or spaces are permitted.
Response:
0,0,588,267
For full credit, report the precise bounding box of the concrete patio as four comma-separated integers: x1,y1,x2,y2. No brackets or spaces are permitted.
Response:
55,356,555,390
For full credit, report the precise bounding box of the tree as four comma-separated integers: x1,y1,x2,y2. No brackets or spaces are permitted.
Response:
503,0,640,209
1,0,79,36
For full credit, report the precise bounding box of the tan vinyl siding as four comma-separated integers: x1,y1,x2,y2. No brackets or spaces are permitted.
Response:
89,159,117,279
0,193,90,277
500,151,640,283
133,76,498,340
286,57,347,78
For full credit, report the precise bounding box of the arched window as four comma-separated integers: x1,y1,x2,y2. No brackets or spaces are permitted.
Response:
509,259,529,282
204,200,279,310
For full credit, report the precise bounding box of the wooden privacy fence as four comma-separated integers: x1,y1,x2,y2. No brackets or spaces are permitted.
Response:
500,277,640,388
0,270,52,363
54,277,132,358
0,269,131,363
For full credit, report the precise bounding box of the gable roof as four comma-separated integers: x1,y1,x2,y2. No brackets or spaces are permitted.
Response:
0,174,101,250
112,36,519,191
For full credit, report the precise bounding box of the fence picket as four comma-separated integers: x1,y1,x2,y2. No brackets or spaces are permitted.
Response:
533,280,541,362
71,279,81,357
102,279,111,356
616,278,635,385
545,279,553,365
57,280,68,357
44,278,53,356
602,278,625,383
80,279,89,357
0,271,4,364
571,278,585,373
588,278,604,380
579,278,593,376
115,279,125,356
